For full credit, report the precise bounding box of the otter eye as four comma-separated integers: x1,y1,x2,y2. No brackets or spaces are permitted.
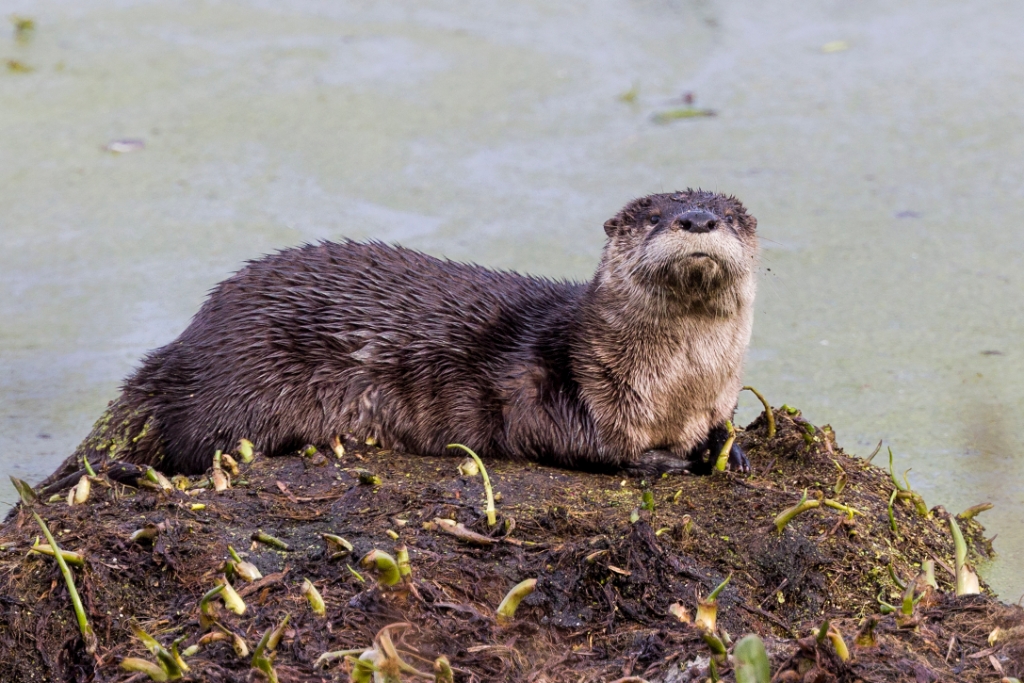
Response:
649,215,661,225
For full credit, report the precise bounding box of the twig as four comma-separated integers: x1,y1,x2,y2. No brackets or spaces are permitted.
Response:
237,567,291,597
735,601,796,637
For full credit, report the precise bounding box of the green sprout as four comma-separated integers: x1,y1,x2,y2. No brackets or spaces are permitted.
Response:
15,475,97,656
957,502,993,521
251,614,290,683
120,658,172,681
701,629,728,666
854,615,878,647
496,578,537,625
876,589,897,615
360,550,402,587
129,621,184,680
825,624,850,662
774,490,821,532
822,499,862,519
252,530,289,550
145,467,174,492
237,438,255,463
227,545,262,582
434,655,455,683
447,443,496,526
302,578,326,616
219,578,247,615
29,541,84,567
922,559,938,589
733,634,771,683
949,515,980,595
10,476,37,506
322,533,354,560
198,584,226,629
695,574,731,633
395,544,413,584
714,420,736,471
742,386,775,438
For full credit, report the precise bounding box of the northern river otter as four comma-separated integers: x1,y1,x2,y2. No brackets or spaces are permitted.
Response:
51,190,759,482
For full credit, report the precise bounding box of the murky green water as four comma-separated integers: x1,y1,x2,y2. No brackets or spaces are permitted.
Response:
2,1,1021,599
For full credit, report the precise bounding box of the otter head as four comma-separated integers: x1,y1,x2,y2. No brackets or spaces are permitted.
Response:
599,190,758,313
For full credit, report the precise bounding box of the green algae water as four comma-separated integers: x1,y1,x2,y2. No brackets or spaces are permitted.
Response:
1,0,1021,600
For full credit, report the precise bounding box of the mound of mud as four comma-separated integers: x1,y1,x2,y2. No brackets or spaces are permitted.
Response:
1,407,1021,682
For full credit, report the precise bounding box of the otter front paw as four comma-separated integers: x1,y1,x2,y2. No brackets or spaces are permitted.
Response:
625,450,697,478
693,441,750,475
725,442,750,473
701,423,751,475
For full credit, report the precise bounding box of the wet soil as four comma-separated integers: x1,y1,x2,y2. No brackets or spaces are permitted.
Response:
1,407,1021,682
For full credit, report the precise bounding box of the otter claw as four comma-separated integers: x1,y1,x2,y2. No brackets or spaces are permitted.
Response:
627,441,750,478
727,443,750,473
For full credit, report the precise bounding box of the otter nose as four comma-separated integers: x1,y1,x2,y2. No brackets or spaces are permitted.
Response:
674,210,718,233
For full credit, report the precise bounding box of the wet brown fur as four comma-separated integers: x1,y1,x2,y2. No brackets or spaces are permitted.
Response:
61,190,758,477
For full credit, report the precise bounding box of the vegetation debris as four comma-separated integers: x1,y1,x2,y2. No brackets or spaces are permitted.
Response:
0,407,1020,681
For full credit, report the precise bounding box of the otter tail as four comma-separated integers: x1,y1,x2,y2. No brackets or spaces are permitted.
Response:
35,393,165,495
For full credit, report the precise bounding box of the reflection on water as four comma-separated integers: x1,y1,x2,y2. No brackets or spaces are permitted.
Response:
1,0,1022,600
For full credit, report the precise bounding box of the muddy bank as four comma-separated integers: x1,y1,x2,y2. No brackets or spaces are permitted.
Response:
1,407,1021,682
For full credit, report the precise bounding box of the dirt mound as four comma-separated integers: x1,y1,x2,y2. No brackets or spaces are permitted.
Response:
1,406,1021,682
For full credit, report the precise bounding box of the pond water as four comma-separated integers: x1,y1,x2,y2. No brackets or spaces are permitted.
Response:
2,0,1021,600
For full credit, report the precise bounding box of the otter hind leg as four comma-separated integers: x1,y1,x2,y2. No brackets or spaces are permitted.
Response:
625,449,697,478
626,423,750,478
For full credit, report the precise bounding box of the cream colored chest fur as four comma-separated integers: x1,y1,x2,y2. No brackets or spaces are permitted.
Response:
637,309,752,450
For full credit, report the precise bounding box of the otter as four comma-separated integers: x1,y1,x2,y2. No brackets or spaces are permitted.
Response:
50,189,759,483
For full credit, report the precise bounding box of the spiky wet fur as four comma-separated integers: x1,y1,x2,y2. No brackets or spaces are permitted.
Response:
57,190,758,477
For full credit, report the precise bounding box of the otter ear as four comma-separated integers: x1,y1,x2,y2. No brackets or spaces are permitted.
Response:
603,217,622,236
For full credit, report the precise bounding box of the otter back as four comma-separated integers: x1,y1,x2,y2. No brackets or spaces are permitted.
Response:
122,241,603,473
